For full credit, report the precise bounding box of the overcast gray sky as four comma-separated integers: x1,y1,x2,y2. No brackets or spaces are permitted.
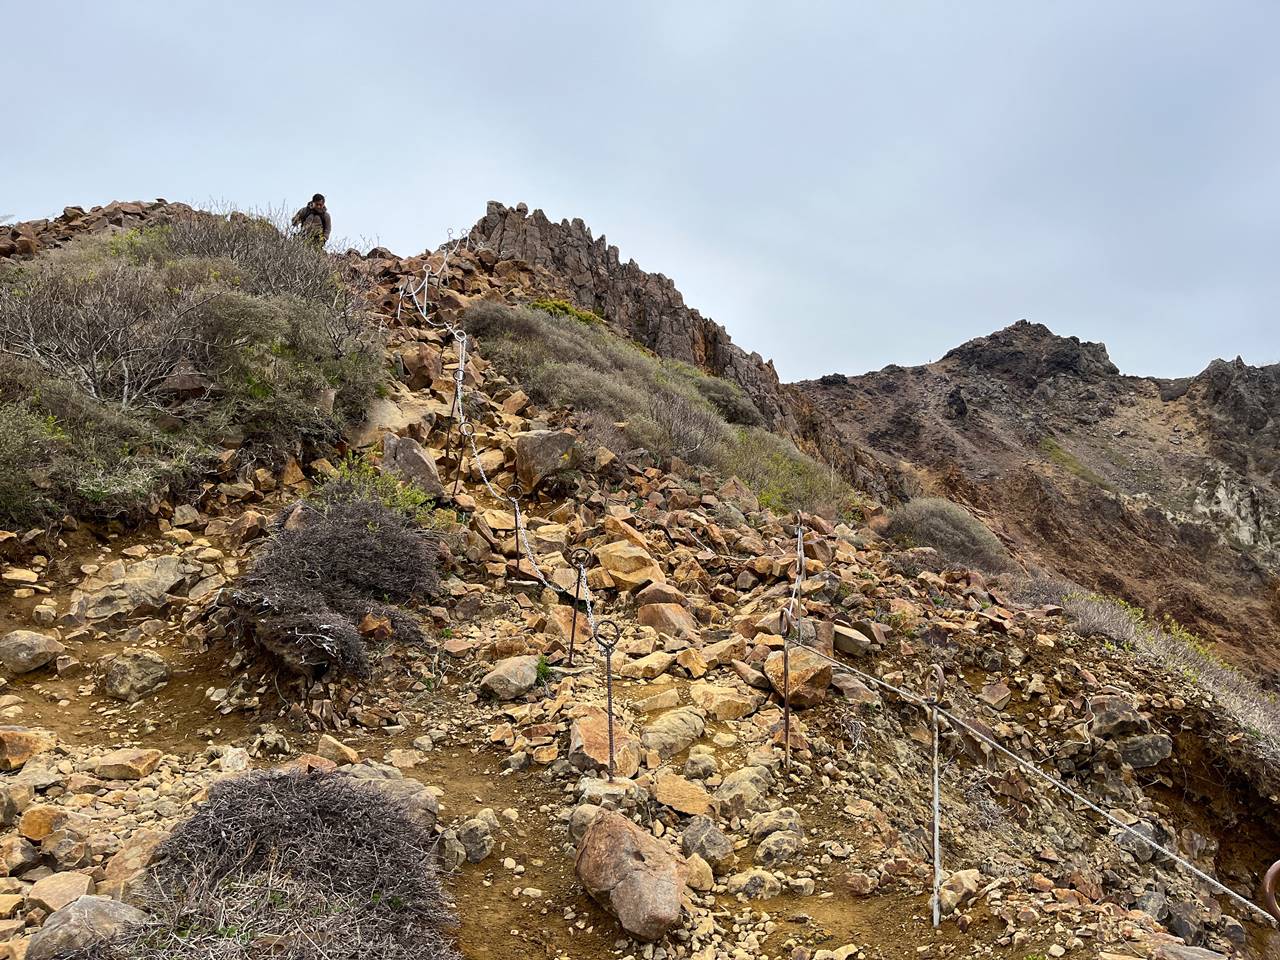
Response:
8,2,1277,381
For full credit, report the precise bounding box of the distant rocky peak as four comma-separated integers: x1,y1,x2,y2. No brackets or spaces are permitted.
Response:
941,319,1118,388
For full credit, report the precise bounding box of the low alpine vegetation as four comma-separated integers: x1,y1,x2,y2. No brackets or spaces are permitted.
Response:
466,302,854,516
0,209,381,525
884,496,1013,572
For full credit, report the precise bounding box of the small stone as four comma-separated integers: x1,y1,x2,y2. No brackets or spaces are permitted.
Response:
91,748,162,780
316,735,359,765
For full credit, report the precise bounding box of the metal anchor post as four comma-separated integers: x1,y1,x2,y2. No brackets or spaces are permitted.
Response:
568,548,590,666
928,664,947,929
781,605,794,772
452,422,474,498
594,619,621,778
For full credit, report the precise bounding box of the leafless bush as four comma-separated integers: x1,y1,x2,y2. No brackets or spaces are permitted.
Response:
957,768,1009,833
230,496,440,678
162,209,377,349
998,571,1080,607
73,771,459,960
884,497,1013,573
1062,594,1142,648
638,387,730,462
0,261,220,409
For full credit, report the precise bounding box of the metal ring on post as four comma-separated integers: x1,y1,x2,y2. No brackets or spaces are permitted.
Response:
594,619,620,654
505,482,525,504
1263,860,1280,921
566,548,592,667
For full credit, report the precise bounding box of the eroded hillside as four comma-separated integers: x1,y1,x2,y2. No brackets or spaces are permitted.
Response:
797,321,1280,679
0,202,1277,960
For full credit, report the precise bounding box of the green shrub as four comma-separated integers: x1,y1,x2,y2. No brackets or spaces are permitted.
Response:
466,303,850,515
720,427,859,518
529,297,602,325
1037,436,1109,488
884,497,1013,572
1063,593,1280,771
317,454,436,524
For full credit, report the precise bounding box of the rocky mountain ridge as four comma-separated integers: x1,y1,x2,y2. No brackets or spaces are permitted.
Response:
796,320,1280,678
0,200,1278,959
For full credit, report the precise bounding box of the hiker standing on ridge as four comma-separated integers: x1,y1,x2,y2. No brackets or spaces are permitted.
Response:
291,193,331,245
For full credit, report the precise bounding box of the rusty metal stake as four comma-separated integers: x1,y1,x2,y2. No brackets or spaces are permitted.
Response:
781,605,794,772
594,619,620,778
567,548,590,666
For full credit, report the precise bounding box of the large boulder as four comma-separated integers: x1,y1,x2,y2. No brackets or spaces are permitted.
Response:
80,555,194,621
0,631,65,674
0,727,56,771
593,541,664,592
641,707,706,760
27,895,147,960
514,429,579,491
714,765,774,818
479,655,541,701
637,603,700,640
688,683,758,721
1119,733,1174,768
91,748,163,781
575,810,686,941
763,647,832,707
681,816,735,874
27,872,95,913
382,433,446,499
100,650,170,702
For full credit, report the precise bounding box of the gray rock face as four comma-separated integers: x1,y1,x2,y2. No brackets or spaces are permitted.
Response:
714,765,774,819
681,816,735,874
100,649,170,702
479,655,541,701
1119,732,1174,768
0,631,65,674
748,807,802,842
382,433,446,498
754,830,803,868
27,895,147,960
467,202,791,430
456,817,494,863
1088,694,1149,739
80,555,195,621
368,778,440,834
575,809,686,942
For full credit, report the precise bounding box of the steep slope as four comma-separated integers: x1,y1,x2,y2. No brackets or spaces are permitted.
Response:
2,202,1280,960
796,321,1280,677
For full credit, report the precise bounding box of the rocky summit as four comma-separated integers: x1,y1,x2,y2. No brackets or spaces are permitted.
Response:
0,199,1276,960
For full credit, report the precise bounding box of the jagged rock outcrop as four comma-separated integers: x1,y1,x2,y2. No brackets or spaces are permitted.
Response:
1,200,197,260
465,202,792,428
